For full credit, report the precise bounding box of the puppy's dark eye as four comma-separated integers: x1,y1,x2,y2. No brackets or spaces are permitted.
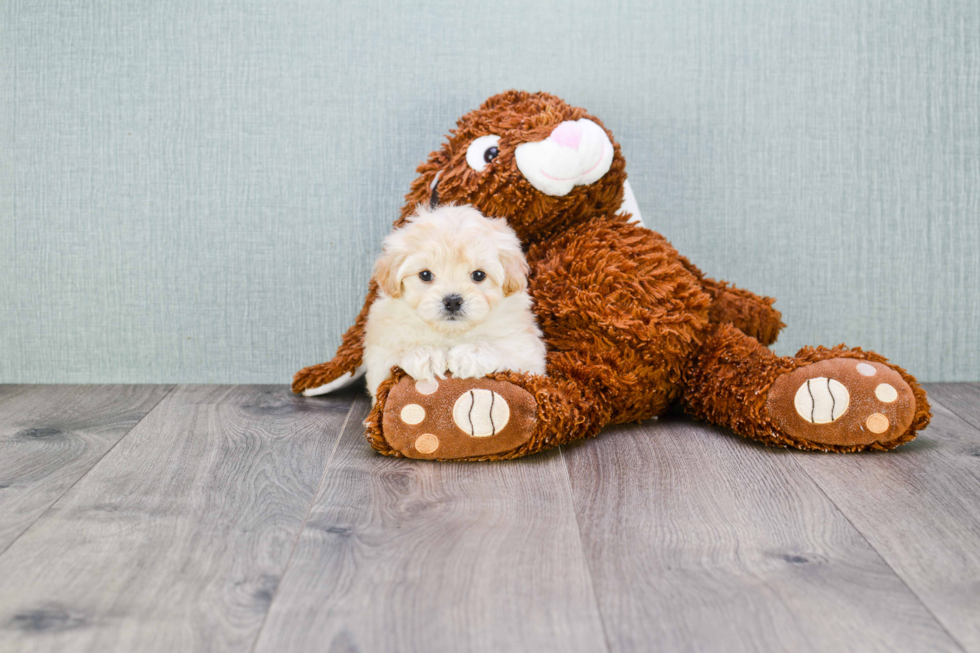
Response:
419,270,433,282
471,270,486,283
483,147,499,164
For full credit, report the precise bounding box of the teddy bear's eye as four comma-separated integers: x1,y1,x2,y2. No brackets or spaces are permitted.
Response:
419,270,433,282
471,270,486,283
466,135,501,172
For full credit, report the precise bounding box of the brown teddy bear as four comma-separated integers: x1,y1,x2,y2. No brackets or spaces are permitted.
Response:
293,90,930,461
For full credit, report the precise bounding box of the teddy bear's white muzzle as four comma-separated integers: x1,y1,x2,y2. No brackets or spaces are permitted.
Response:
514,118,614,197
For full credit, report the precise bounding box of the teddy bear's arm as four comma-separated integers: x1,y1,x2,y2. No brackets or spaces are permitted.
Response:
676,254,785,346
291,282,379,394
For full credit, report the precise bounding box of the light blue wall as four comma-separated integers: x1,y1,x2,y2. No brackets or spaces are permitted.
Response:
2,0,978,383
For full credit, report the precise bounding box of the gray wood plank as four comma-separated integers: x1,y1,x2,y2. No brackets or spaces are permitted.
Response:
792,392,980,651
0,384,173,553
0,385,357,653
925,383,980,431
563,416,960,653
253,394,609,653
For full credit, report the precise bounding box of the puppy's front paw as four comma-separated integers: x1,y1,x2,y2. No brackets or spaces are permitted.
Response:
448,344,501,379
401,347,448,381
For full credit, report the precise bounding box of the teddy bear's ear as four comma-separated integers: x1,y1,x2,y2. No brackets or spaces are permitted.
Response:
373,247,406,298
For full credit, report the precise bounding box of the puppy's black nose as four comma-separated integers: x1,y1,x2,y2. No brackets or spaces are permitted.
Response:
443,294,464,314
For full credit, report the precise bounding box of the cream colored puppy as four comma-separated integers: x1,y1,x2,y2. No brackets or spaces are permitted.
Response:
363,204,547,400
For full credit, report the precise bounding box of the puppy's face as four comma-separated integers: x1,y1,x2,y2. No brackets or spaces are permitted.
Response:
400,245,503,334
374,205,529,335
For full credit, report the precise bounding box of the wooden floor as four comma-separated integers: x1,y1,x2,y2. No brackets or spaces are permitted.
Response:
1,384,978,652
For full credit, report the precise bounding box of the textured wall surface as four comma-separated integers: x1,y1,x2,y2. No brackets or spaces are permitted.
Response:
2,0,978,383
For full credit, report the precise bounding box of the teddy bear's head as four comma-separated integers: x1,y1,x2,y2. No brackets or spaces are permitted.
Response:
398,90,629,243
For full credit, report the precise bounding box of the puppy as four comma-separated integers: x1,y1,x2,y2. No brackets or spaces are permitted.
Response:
363,204,547,400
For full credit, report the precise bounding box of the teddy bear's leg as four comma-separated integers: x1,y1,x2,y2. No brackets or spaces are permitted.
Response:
364,369,608,461
700,278,785,347
682,323,931,451
292,284,379,395
678,255,784,346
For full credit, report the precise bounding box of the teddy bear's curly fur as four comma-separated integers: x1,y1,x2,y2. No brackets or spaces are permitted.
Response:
293,91,930,461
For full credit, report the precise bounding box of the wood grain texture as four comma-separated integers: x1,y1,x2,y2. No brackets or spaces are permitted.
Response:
924,383,980,430
3,385,979,652
791,388,980,651
0,384,173,553
563,416,959,652
0,385,356,653
253,394,608,653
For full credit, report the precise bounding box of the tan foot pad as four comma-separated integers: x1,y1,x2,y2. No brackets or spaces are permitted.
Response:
767,359,916,447
382,376,537,460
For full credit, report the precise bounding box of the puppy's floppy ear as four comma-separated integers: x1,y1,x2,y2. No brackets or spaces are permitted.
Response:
373,247,406,298
498,241,530,296
483,215,530,296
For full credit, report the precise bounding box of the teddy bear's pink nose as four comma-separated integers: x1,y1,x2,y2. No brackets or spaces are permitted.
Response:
548,121,584,150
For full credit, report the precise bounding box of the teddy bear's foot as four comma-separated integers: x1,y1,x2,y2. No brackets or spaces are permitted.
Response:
767,359,917,448
379,375,538,460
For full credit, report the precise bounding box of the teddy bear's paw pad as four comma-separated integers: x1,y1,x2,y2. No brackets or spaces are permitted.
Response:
452,390,510,436
767,359,916,447
381,376,536,460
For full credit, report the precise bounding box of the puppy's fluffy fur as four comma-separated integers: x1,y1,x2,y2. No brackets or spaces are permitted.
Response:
364,204,547,400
